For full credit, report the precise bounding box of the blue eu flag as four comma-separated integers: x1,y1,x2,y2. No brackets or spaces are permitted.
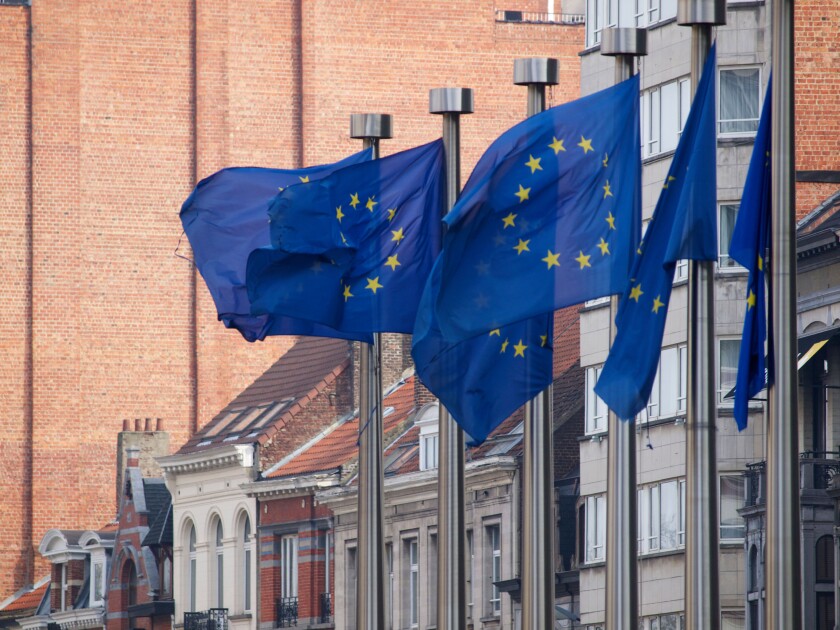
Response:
412,258,554,445
180,149,373,342
595,47,718,420
430,75,641,342
246,139,444,334
730,77,772,430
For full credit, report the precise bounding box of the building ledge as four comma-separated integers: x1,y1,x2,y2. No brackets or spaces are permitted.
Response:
128,601,175,618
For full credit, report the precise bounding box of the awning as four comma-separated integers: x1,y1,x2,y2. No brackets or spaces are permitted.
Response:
798,338,829,370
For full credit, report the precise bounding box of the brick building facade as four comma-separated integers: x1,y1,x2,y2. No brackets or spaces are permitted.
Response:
0,0,585,599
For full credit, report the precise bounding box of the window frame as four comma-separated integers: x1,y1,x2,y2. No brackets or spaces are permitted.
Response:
585,494,606,563
718,202,745,271
719,473,746,541
214,520,224,608
718,65,762,138
718,337,740,405
639,344,687,423
280,534,299,600
585,366,608,435
638,478,685,555
641,76,691,159
486,524,502,616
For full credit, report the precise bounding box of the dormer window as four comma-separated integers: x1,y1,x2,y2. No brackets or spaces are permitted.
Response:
415,403,439,472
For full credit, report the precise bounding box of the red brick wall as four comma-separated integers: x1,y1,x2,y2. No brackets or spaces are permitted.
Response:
0,5,32,600
795,1,840,218
0,0,583,598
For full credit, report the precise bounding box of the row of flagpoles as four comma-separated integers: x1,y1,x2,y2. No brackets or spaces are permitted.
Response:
178,0,802,625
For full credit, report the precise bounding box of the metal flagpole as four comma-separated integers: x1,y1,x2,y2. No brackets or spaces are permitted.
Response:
676,3,725,628
350,113,392,630
600,27,647,630
429,87,473,630
513,57,559,629
767,0,802,625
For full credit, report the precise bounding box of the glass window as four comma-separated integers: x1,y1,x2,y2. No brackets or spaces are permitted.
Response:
817,592,835,630
280,535,298,599
720,475,746,539
586,366,608,434
486,524,502,615
242,517,252,612
642,614,681,630
385,543,394,630
346,547,357,630
127,561,138,607
188,524,197,612
162,555,172,597
585,495,606,562
719,67,761,136
429,533,438,620
816,535,834,583
93,562,103,603
585,0,617,48
642,346,687,422
420,433,438,471
466,530,474,620
749,545,759,591
719,203,742,269
408,539,419,628
215,521,224,607
638,479,683,553
721,610,746,630
719,339,740,404
641,77,691,158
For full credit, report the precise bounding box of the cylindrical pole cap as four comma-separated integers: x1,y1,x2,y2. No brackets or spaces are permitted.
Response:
677,0,726,25
429,88,474,115
513,58,559,86
349,113,393,139
601,28,648,57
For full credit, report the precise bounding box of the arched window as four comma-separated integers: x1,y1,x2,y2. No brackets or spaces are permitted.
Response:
816,535,834,583
749,545,759,591
124,560,138,608
214,520,225,607
242,516,252,613
188,523,197,612
162,553,172,598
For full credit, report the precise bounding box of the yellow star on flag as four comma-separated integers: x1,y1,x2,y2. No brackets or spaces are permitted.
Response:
513,239,531,255
603,180,613,198
489,329,501,337
575,251,591,269
365,277,383,294
597,238,610,256
542,250,560,269
391,227,405,243
343,284,353,302
540,334,548,347
577,136,594,153
525,154,543,174
387,208,397,222
757,255,763,271
513,340,528,357
299,175,310,183
629,283,643,302
602,153,609,168
606,212,616,230
500,338,510,354
514,184,531,203
747,289,757,309
663,175,677,190
349,193,360,209
335,206,345,222
502,212,517,229
549,136,566,154
652,295,665,313
366,196,378,212
385,255,400,271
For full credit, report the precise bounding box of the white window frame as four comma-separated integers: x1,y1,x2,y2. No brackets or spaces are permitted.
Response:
720,474,746,541
188,524,197,612
385,542,394,630
407,538,419,628
242,516,252,613
718,66,762,138
641,613,685,630
214,520,224,608
466,530,474,620
641,77,691,159
718,338,740,405
718,202,744,271
280,534,298,599
91,560,104,606
586,366,608,434
639,345,687,423
638,478,685,554
485,523,502,616
420,432,438,471
585,0,618,48
585,495,606,563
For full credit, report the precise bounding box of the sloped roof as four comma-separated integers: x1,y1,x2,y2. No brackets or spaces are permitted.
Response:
266,377,416,479
797,188,840,255
0,580,48,615
178,337,352,453
143,503,172,547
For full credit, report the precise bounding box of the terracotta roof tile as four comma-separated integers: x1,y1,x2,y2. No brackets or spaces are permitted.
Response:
1,581,48,613
267,377,416,478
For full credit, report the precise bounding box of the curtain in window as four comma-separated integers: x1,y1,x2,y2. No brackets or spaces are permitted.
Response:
720,69,760,134
719,204,739,267
720,476,745,539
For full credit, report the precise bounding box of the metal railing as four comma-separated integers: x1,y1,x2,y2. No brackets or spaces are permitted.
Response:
319,592,331,623
184,609,228,630
494,9,585,25
800,451,840,490
0,0,31,5
276,597,298,627
745,461,766,507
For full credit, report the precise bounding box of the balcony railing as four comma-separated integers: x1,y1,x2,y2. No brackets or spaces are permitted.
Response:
184,609,228,630
319,592,331,623
494,9,585,25
744,452,840,507
276,597,298,627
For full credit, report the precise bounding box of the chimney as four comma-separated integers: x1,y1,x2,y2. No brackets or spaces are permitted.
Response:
134,418,142,432
156,418,164,431
144,417,153,432
122,418,130,431
126,446,140,468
